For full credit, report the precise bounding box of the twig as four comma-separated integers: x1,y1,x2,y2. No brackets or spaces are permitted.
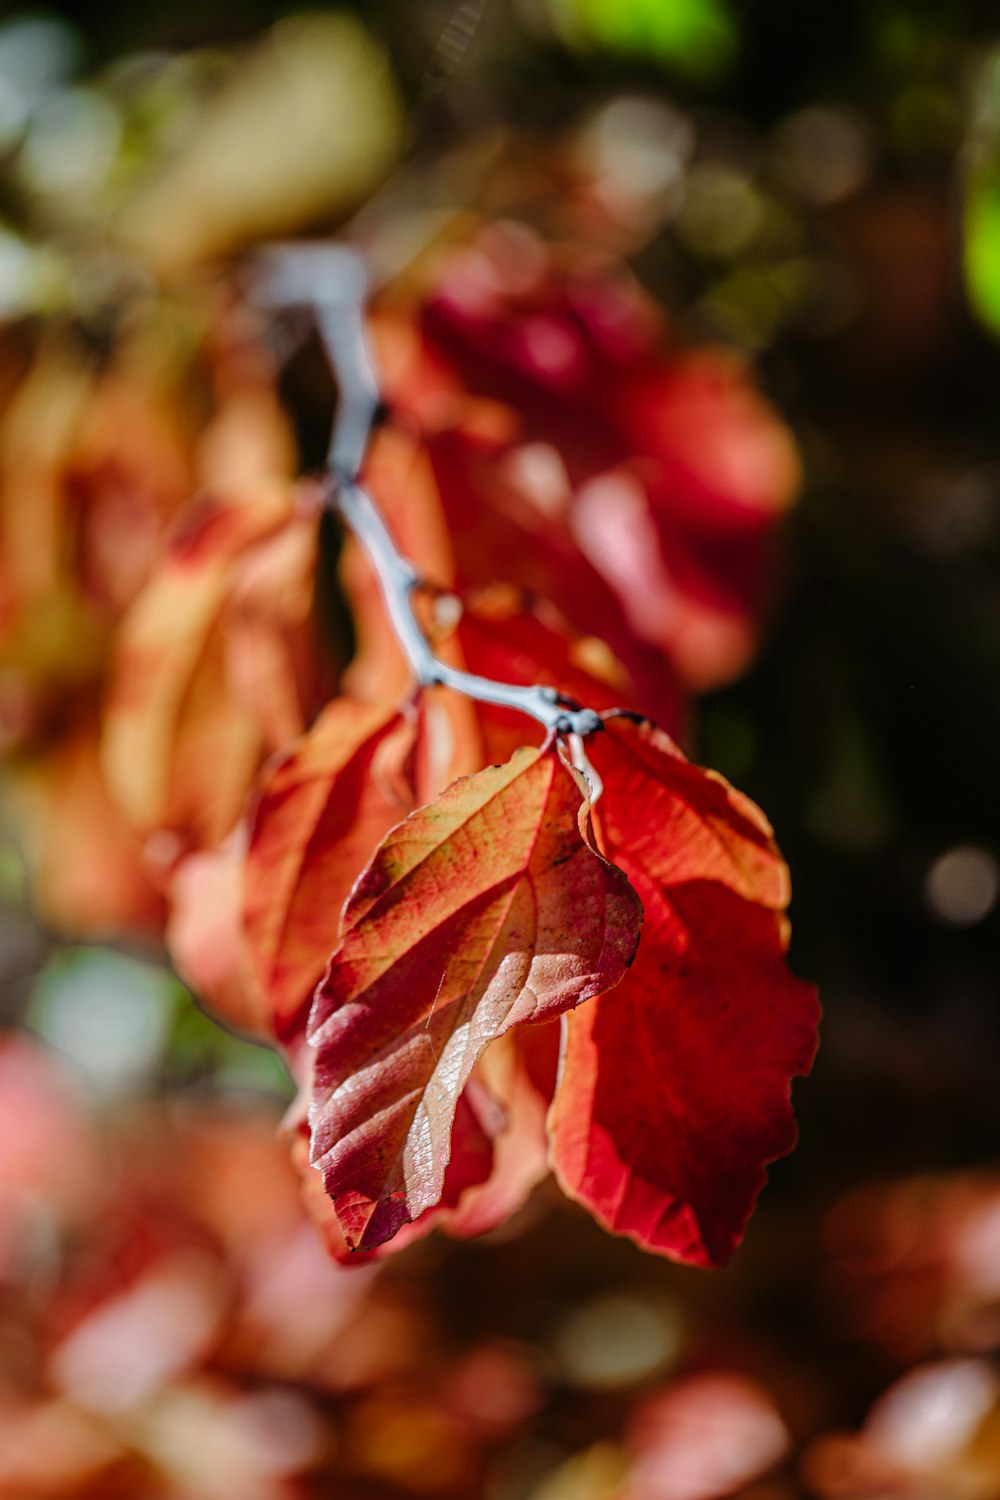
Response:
418,0,490,112
254,245,603,740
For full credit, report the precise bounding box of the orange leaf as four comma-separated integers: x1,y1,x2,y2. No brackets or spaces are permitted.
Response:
244,699,416,1042
101,481,317,849
308,746,642,1251
11,710,165,941
166,838,273,1042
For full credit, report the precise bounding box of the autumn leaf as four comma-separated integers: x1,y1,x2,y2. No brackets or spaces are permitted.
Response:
588,713,791,906
223,508,332,754
548,715,819,1267
411,683,485,801
244,688,484,1043
10,709,165,941
426,422,684,718
166,837,273,1042
347,424,459,701
101,481,321,849
290,1070,505,1265
441,1022,560,1242
244,699,416,1041
307,746,642,1251
371,222,798,700
455,586,644,761
294,1034,557,1263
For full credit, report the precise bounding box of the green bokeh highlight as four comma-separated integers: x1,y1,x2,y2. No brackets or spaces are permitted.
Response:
965,175,1000,337
548,0,737,79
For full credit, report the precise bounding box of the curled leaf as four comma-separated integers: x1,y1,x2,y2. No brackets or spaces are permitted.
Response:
289,1069,503,1265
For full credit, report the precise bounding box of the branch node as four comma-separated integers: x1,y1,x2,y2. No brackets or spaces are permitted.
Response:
566,709,602,738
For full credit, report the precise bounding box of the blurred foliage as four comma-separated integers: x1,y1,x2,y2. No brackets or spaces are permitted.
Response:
0,0,999,1495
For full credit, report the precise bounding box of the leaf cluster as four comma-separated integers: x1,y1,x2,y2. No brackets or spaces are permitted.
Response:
0,221,817,1268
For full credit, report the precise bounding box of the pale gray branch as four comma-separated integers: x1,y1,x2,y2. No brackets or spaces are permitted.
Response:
260,244,602,739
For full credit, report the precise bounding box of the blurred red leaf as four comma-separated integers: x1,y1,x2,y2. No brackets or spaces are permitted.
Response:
0,1399,127,1496
623,1371,790,1500
167,837,273,1041
0,1034,102,1269
372,222,800,703
455,586,648,759
346,424,460,701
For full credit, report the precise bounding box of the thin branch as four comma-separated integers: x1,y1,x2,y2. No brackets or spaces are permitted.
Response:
418,0,490,112
332,476,601,735
255,245,603,740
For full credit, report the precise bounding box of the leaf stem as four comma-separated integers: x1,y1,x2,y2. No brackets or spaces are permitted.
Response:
257,244,603,739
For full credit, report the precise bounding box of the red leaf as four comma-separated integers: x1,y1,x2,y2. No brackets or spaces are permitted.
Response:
346,424,459,701
412,684,486,802
244,682,487,1044
296,1025,558,1262
548,716,819,1267
244,699,416,1042
395,224,799,695
624,1371,790,1498
294,1023,556,1263
441,1023,560,1243
588,713,791,907
455,586,641,762
307,746,642,1251
290,1071,503,1265
425,424,685,721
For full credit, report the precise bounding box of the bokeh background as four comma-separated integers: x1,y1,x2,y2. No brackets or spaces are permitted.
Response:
2,2,1000,1496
